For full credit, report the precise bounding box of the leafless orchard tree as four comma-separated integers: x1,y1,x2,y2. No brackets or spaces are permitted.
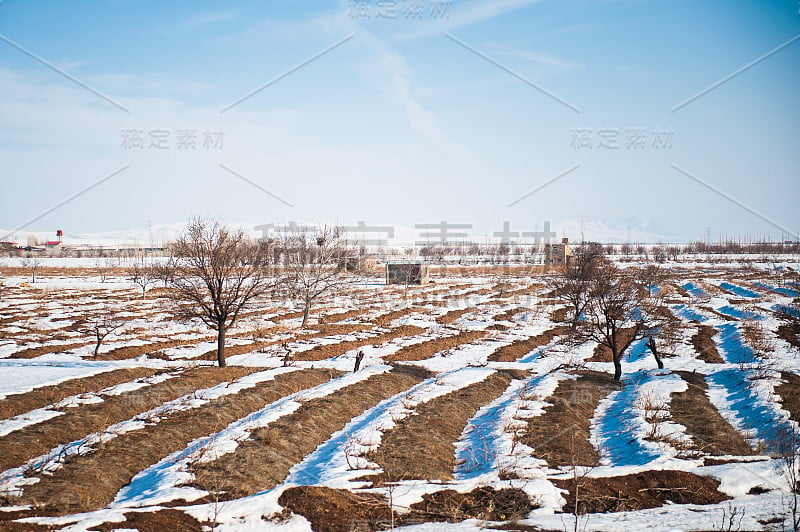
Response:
276,225,353,328
574,261,672,381
167,218,274,367
20,256,42,283
548,244,604,328
129,256,158,297
84,307,125,356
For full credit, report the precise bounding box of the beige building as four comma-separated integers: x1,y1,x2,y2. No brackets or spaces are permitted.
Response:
385,262,430,285
545,238,571,265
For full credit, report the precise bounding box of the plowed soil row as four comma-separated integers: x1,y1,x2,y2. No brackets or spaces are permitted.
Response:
519,371,619,467
9,342,92,359
96,337,215,361
7,369,337,515
488,326,571,362
294,325,425,362
589,328,639,362
492,306,528,322
191,366,431,500
552,470,729,514
0,367,158,421
385,330,488,362
0,366,257,472
670,371,753,456
366,370,525,483
691,325,724,363
372,307,426,327
436,307,475,325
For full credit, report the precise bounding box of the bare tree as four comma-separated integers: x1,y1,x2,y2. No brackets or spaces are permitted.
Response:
84,307,125,356
577,262,668,381
20,256,42,283
277,225,352,328
548,246,603,327
130,256,157,297
167,219,273,367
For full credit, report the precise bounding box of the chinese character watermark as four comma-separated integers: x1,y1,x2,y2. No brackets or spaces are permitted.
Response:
349,0,452,20
121,129,225,150
569,127,673,150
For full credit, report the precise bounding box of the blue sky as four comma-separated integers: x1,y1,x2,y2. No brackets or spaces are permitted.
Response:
0,0,798,242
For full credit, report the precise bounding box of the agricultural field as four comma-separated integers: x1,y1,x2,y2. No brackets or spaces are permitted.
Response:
0,260,799,531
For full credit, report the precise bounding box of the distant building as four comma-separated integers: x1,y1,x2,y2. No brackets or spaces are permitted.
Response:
386,262,430,285
545,238,570,265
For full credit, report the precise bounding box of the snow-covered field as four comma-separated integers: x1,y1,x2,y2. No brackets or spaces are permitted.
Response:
0,261,798,531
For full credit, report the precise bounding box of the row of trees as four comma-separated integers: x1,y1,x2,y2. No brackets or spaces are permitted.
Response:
141,219,355,367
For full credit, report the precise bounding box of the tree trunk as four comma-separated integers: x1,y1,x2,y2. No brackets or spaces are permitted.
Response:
301,302,311,328
648,337,664,369
354,351,364,372
216,325,227,367
612,348,622,381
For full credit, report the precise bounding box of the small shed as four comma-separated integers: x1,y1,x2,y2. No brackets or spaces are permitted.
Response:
386,262,430,285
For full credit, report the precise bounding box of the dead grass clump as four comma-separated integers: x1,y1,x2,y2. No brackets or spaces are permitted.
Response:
408,486,535,523
488,326,571,362
278,485,391,532
0,366,257,472
519,371,619,467
777,322,800,349
190,367,428,501
385,330,487,362
552,470,729,514
0,367,157,420
366,371,520,483
691,325,724,363
670,371,753,456
10,369,336,515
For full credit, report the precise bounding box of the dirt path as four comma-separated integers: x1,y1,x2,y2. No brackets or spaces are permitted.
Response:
0,366,257,472
367,370,524,483
670,371,753,456
385,330,487,362
0,367,158,421
519,371,619,467
8,368,336,515
488,326,571,362
191,366,430,500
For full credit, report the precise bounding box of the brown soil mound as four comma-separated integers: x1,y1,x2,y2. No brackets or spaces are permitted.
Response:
691,325,724,363
9,342,91,359
0,366,257,473
777,322,800,349
488,326,571,362
8,369,336,515
550,307,569,323
385,330,487,362
670,371,753,456
493,306,528,322
294,326,424,362
190,366,430,500
552,470,729,514
0,367,157,420
520,372,619,467
367,370,523,483
278,485,535,532
88,509,203,532
589,328,638,362
777,371,800,423
436,307,475,325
